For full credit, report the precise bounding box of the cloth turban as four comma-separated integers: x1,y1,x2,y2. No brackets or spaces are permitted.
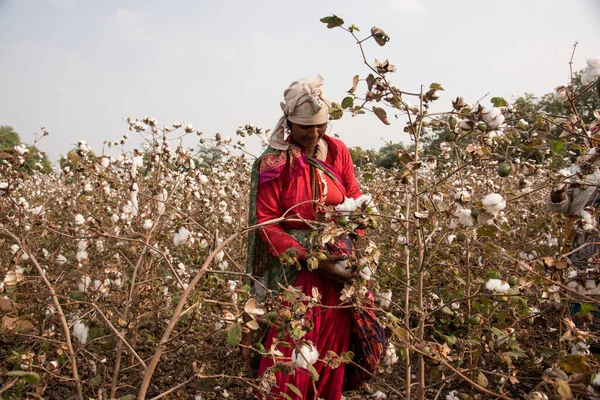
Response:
269,75,331,150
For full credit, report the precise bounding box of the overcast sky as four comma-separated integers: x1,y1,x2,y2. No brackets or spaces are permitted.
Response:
1,0,599,163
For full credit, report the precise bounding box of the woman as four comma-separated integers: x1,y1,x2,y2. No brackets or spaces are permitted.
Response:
547,124,600,352
246,76,371,399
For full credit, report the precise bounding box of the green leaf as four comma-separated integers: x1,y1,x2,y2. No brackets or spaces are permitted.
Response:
579,303,596,316
89,374,102,386
319,15,344,29
227,322,242,346
551,140,564,155
281,394,293,400
490,327,505,337
560,354,591,374
306,363,320,381
349,24,360,32
490,97,508,107
362,173,374,182
329,102,344,120
430,83,444,90
7,370,41,384
341,96,354,109
443,335,457,344
477,225,498,237
504,350,529,359
286,383,303,398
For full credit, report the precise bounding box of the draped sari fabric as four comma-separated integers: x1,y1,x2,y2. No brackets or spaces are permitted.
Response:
246,135,362,400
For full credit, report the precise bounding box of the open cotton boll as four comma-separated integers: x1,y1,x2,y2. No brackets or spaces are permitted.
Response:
173,226,190,246
355,194,372,208
74,214,85,225
481,107,505,128
291,342,319,368
485,278,510,293
380,289,392,308
554,87,568,102
359,266,372,281
335,197,357,215
582,57,600,85
73,320,89,344
455,208,474,227
143,219,153,230
446,390,460,400
335,260,351,274
482,193,506,217
372,391,388,399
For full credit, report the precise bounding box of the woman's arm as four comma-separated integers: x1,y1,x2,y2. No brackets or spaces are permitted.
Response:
256,177,307,260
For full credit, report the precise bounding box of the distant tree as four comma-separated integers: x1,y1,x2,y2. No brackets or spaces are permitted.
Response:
375,142,406,169
349,146,381,168
0,125,52,173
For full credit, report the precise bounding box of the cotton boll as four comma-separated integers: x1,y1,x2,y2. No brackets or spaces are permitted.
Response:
380,290,392,308
582,57,600,85
554,87,568,102
455,208,474,227
143,219,153,230
383,343,398,366
481,107,505,128
173,227,190,246
74,214,85,225
447,235,456,245
446,390,460,400
482,193,506,217
73,320,89,344
291,342,319,368
372,391,388,399
335,260,351,274
485,279,510,293
359,266,372,281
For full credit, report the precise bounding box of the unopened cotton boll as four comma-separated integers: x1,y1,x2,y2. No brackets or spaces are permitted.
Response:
291,342,319,368
485,278,510,293
482,193,506,217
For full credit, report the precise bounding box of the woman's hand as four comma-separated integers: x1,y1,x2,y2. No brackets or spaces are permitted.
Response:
316,255,355,284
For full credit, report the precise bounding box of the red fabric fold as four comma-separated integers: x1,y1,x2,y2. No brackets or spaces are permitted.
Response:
258,270,351,400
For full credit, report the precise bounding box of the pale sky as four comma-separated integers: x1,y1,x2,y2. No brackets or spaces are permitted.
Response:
1,0,599,163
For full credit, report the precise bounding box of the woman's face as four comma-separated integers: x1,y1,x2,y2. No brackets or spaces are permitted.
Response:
288,121,327,155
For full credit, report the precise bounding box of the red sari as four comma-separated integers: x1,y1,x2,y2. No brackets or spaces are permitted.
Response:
255,135,361,399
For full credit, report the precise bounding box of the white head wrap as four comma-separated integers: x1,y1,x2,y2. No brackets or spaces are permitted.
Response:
269,75,331,150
